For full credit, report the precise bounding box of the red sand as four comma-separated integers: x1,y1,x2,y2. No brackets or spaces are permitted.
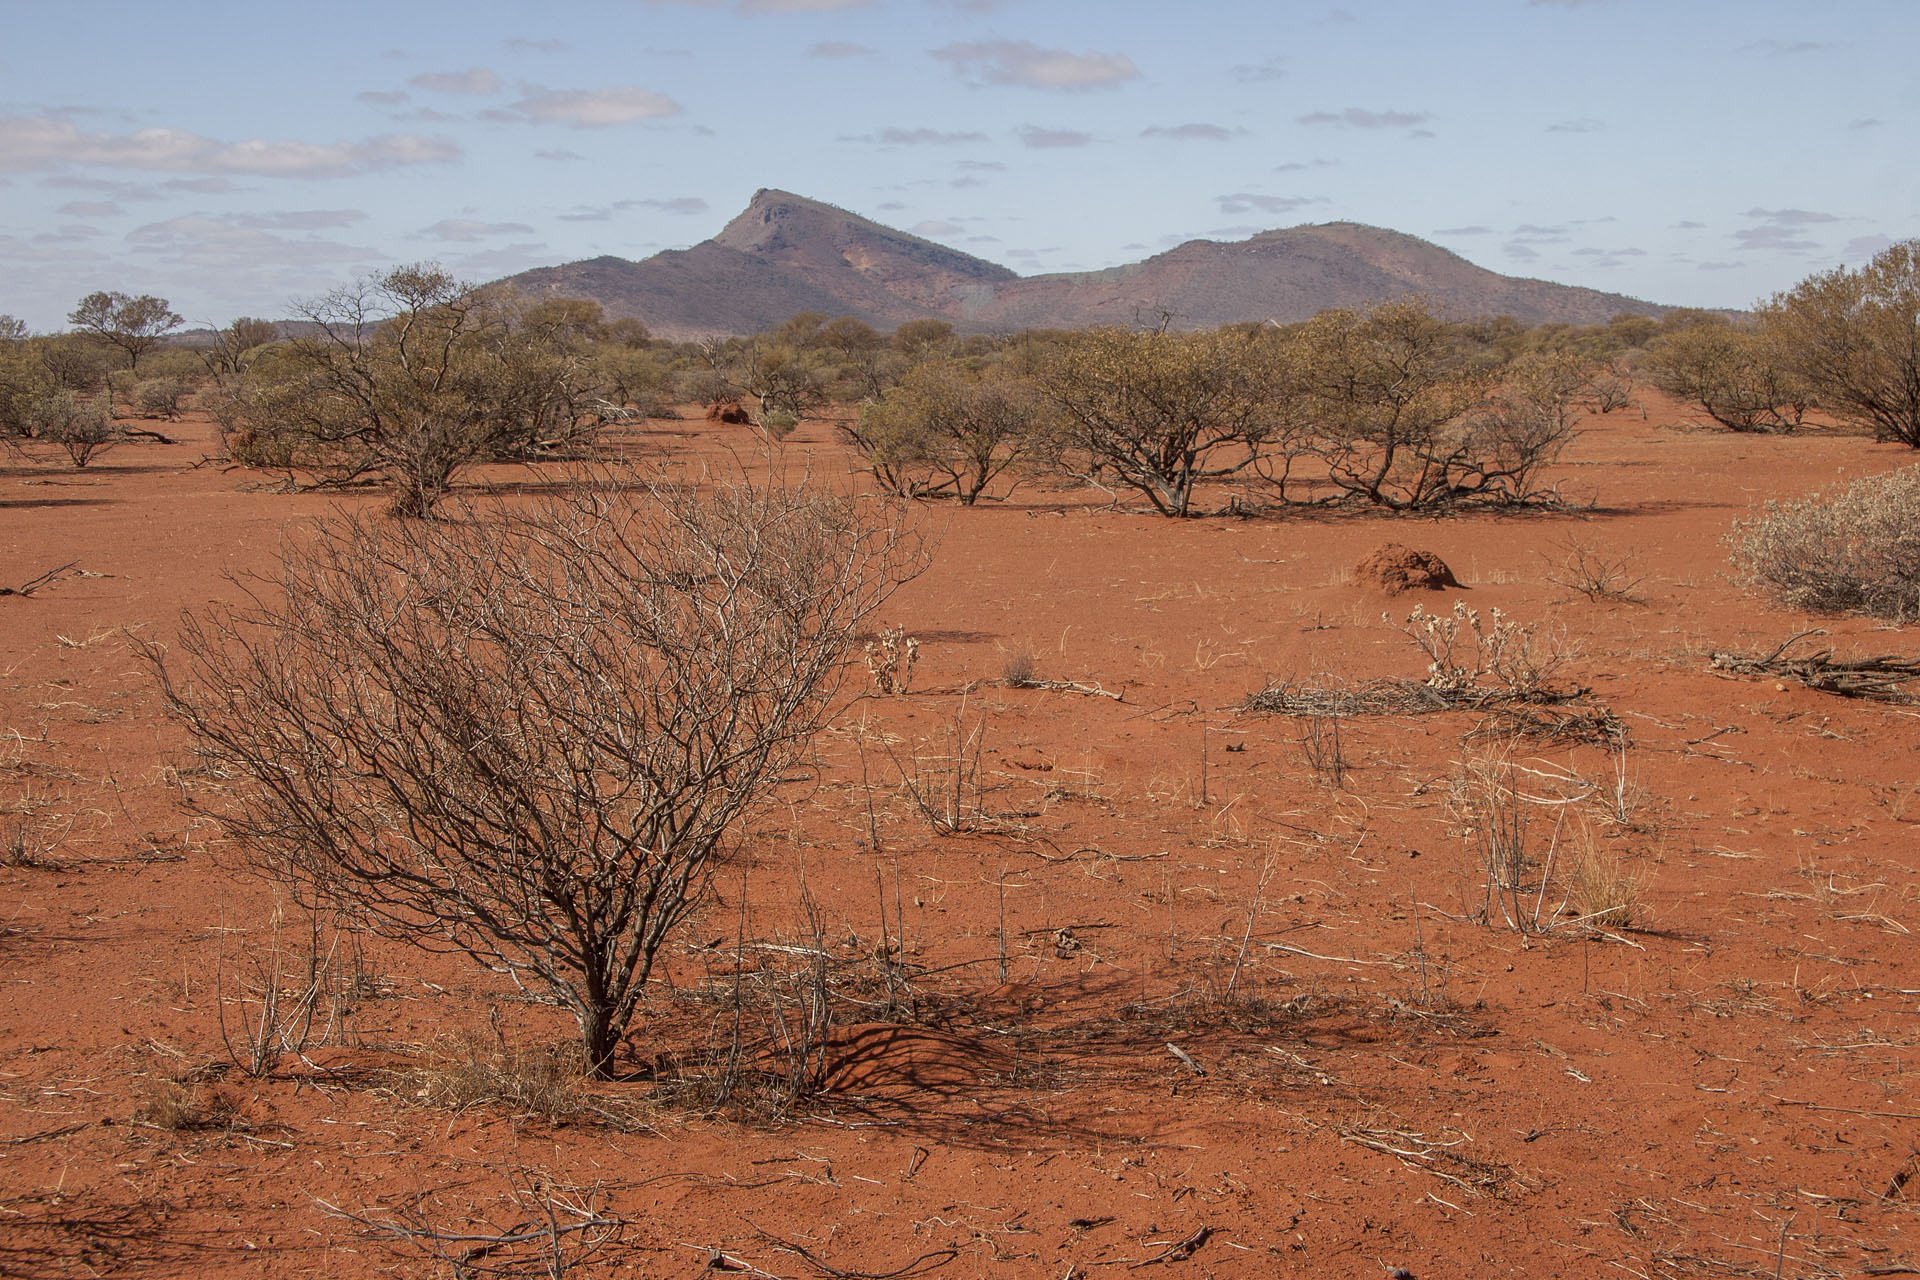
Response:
4,396,1919,1277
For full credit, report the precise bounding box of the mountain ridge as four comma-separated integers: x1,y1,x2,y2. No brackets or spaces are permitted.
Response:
497,189,1670,339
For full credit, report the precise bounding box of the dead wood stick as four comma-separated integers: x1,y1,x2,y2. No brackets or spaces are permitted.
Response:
749,1227,957,1279
1,561,80,597
1126,1226,1213,1268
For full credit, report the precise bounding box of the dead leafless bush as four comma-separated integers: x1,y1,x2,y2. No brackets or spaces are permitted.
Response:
1296,713,1349,788
1542,534,1645,603
1728,465,1920,619
889,696,1005,835
215,901,369,1078
151,469,926,1078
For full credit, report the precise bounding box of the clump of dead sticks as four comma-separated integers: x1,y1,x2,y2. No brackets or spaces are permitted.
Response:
1711,630,1920,704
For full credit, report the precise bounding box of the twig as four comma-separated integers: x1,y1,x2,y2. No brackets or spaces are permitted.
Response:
1126,1227,1213,1268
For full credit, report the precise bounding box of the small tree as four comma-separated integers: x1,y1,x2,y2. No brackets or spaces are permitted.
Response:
1762,239,1920,447
150,471,926,1078
68,291,183,371
1288,300,1487,508
1035,325,1278,516
846,358,1043,504
27,390,121,467
1643,318,1807,433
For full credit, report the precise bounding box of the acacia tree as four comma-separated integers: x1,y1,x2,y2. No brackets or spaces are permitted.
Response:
845,358,1043,504
150,471,926,1078
1762,239,1920,447
1643,318,1807,433
1287,300,1487,508
68,291,183,371
1034,326,1278,516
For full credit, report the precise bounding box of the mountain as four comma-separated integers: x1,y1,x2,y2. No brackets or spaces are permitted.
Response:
496,189,1668,339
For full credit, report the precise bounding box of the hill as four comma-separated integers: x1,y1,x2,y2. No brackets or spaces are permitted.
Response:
497,189,1669,338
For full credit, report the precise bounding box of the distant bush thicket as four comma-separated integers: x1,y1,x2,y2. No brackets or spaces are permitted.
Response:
1728,465,1920,620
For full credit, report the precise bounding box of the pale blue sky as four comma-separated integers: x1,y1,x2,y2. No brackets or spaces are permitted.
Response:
1,0,1910,329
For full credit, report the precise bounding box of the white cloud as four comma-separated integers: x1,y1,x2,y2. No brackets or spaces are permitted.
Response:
1547,117,1604,133
912,219,963,237
506,37,568,53
508,87,683,127
410,68,503,94
933,40,1141,90
357,90,411,106
0,115,459,178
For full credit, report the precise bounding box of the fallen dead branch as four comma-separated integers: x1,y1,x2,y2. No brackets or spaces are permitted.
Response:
749,1226,958,1279
1,562,80,598
1243,677,1585,719
1710,632,1920,704
1126,1226,1214,1268
1009,676,1123,701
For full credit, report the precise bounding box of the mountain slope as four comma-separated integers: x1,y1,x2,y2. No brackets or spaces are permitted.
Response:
496,191,1668,338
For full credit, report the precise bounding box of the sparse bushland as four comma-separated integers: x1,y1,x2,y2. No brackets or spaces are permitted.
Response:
1643,315,1809,433
1762,238,1920,447
1728,464,1920,619
148,469,926,1078
209,266,632,517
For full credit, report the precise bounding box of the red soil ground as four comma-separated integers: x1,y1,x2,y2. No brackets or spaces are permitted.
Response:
4,396,1920,1278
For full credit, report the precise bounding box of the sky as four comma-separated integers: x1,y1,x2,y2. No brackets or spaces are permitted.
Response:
1,0,1912,332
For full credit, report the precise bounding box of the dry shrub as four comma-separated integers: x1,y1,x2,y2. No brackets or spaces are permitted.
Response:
1001,649,1037,688
134,1081,242,1133
413,1022,595,1126
1543,534,1644,603
1728,465,1920,619
1570,833,1645,930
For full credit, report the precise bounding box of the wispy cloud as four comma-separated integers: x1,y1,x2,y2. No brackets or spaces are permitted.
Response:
844,127,990,145
410,68,503,94
1231,56,1284,83
1844,234,1894,260
1435,225,1493,236
1739,39,1835,57
1735,207,1838,252
357,90,410,106
557,196,710,221
1547,117,1604,133
416,217,537,242
1298,107,1430,129
506,37,568,53
1143,123,1235,141
0,114,460,178
810,41,876,59
508,87,683,127
933,40,1141,90
1016,124,1093,148
1215,192,1326,215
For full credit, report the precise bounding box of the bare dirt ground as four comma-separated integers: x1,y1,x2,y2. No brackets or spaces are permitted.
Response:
4,396,1920,1279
